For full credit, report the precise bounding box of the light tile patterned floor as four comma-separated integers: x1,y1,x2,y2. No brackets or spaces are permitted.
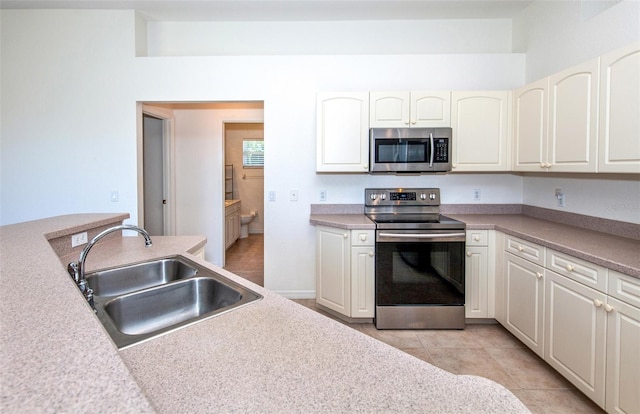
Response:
225,235,604,413
224,234,264,286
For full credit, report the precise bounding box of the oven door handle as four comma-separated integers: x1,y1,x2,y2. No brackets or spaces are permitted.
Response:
378,232,466,240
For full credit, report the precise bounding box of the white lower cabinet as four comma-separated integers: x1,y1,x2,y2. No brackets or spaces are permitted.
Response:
499,233,640,413
315,226,374,319
606,271,640,414
545,270,607,407
465,230,495,319
503,252,545,357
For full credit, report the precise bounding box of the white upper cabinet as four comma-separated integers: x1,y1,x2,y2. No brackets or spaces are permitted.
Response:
451,91,511,171
598,42,640,173
316,92,370,173
513,59,599,173
513,78,549,172
370,91,451,128
547,58,599,172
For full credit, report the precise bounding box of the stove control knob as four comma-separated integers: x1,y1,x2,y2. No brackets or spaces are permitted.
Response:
380,194,386,200
429,193,437,200
420,193,427,200
370,193,377,200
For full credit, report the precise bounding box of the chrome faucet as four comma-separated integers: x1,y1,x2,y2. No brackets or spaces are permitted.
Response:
68,224,152,308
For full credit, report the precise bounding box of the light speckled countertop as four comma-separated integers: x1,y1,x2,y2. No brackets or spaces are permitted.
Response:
309,213,640,279
1,214,529,413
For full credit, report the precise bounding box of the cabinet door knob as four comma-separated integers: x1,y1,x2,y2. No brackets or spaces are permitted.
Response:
540,162,546,168
546,163,552,168
566,264,574,272
368,251,374,257
604,304,614,313
466,251,472,257
594,299,603,307
343,233,348,238
536,272,543,279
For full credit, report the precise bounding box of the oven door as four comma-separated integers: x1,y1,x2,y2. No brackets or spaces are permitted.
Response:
375,230,466,307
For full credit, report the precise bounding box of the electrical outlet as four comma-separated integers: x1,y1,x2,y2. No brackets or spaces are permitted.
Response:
319,190,327,202
71,232,88,248
473,189,481,201
290,189,298,201
555,188,565,208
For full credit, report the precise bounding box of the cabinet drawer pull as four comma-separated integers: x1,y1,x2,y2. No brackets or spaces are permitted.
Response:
518,245,524,252
566,264,574,272
594,299,603,307
359,234,368,242
536,272,543,279
473,235,481,242
604,304,614,313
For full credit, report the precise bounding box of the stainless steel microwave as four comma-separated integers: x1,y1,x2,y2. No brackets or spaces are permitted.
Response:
369,127,452,173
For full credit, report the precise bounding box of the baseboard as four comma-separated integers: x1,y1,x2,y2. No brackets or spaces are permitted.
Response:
272,290,315,299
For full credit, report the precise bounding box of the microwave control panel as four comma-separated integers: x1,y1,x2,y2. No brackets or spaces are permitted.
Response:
434,138,449,162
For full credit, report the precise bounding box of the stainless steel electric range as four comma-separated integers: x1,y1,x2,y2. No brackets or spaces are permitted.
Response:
364,188,466,329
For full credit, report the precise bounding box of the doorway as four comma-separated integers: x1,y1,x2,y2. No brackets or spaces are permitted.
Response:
223,122,265,286
142,114,165,236
137,101,264,269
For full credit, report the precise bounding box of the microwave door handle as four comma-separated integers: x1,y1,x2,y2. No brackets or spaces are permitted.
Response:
429,132,434,168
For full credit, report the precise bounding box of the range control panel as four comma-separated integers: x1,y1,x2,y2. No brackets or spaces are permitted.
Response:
365,188,440,207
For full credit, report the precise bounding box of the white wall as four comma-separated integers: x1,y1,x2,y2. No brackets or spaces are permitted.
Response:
1,6,635,298
146,19,513,56
513,0,640,81
523,175,640,224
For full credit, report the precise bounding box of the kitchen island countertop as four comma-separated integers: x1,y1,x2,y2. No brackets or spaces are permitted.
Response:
1,214,529,413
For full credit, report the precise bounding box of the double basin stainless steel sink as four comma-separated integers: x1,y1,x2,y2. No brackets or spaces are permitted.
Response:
86,255,262,349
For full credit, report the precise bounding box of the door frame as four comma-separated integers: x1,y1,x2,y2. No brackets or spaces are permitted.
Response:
136,102,176,235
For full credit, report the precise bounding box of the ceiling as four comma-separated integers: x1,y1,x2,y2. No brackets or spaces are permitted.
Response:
0,0,536,21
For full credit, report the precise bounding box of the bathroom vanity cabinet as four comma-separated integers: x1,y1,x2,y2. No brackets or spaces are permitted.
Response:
225,201,241,249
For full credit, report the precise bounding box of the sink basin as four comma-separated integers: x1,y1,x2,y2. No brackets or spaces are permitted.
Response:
86,258,198,296
89,255,262,349
104,277,243,336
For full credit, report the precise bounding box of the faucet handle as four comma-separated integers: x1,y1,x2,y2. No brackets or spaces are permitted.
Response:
67,262,79,282
85,287,96,312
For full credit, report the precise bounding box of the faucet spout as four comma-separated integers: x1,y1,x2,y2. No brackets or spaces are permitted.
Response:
68,224,152,307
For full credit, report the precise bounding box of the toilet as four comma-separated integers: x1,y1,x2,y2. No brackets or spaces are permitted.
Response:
240,210,257,238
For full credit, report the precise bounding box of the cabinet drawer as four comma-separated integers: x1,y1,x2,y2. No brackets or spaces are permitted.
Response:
466,230,488,246
351,230,374,246
505,235,545,266
608,270,640,308
546,249,607,292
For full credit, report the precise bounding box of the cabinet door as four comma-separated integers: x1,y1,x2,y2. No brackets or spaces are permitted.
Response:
513,78,549,172
606,296,640,414
545,271,607,408
503,252,545,357
547,59,599,172
465,246,488,318
351,246,374,318
316,93,369,172
451,91,511,171
369,91,410,127
316,226,351,315
411,91,451,127
599,42,640,173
